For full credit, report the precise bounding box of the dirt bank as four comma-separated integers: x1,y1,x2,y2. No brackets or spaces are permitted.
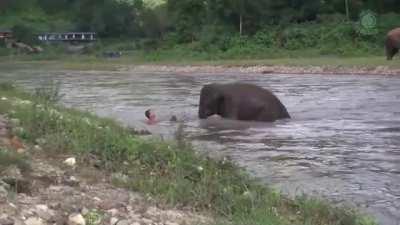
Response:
125,64,400,76
0,115,209,225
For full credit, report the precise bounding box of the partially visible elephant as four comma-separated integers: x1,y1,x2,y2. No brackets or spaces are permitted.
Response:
385,28,400,60
198,83,290,122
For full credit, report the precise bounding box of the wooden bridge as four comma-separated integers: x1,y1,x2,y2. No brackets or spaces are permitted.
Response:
38,32,97,42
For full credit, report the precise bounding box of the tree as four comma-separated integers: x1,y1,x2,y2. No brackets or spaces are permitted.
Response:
167,0,207,42
74,0,143,37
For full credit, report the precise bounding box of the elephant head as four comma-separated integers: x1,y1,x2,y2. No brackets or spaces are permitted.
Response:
198,84,225,119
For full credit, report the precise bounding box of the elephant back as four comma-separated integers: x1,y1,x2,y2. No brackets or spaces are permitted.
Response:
199,82,290,121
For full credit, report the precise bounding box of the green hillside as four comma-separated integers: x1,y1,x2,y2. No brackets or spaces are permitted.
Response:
1,0,400,59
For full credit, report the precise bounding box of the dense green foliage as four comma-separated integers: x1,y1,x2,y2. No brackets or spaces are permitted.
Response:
1,0,400,57
0,82,376,225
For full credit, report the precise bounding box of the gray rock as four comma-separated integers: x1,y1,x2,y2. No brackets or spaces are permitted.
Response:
1,166,31,194
63,176,80,187
107,209,118,216
14,218,25,225
109,217,118,225
49,202,61,210
0,180,10,189
115,220,130,225
34,204,55,221
67,213,86,225
1,166,22,180
33,145,42,151
165,222,179,225
141,218,153,225
0,214,14,225
1,177,31,194
111,173,129,184
21,209,35,218
0,185,8,200
80,207,89,216
24,217,44,225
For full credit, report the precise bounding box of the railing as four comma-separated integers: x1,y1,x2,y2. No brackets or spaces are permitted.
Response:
38,32,97,42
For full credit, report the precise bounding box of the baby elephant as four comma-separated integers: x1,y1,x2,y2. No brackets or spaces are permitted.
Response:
198,83,290,122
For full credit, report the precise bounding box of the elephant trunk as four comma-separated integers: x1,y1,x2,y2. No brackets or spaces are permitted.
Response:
198,107,208,119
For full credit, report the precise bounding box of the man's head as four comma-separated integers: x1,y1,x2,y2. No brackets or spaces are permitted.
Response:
145,109,156,120
145,109,151,119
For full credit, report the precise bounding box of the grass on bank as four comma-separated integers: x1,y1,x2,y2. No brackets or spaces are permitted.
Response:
0,148,30,173
1,39,400,71
1,53,400,72
0,82,375,225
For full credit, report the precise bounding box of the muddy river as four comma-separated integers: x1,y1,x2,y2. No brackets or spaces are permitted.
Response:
1,68,399,225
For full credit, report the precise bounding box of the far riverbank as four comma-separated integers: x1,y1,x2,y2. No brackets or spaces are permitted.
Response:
1,55,400,75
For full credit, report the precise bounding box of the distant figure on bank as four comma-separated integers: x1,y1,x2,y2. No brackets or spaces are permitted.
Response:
386,28,400,60
145,109,178,125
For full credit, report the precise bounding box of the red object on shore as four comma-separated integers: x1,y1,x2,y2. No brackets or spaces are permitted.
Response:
10,135,24,150
0,30,12,39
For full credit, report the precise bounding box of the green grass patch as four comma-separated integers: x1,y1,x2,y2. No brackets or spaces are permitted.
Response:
0,82,376,225
1,51,400,72
0,148,30,173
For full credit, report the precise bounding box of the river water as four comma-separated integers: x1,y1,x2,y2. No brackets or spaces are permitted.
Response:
1,68,399,225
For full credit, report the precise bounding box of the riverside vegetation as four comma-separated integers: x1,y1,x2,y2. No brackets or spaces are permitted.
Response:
0,82,376,225
1,0,400,62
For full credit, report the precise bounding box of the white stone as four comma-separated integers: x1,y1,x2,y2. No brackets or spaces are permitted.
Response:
116,220,130,225
196,166,203,172
141,218,153,225
165,222,179,225
68,213,86,225
24,217,44,225
35,205,48,212
35,204,55,221
48,185,63,192
110,217,118,225
81,207,89,215
64,157,76,167
8,203,17,209
17,148,26,154
35,138,46,145
107,208,118,216
14,218,25,225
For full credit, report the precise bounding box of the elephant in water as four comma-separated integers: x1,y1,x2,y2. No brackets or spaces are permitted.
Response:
198,83,290,122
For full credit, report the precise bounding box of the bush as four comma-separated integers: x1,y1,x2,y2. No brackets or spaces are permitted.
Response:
12,23,40,45
139,17,387,60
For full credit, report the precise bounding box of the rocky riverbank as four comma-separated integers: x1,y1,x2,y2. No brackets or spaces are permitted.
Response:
0,115,209,225
125,64,400,76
